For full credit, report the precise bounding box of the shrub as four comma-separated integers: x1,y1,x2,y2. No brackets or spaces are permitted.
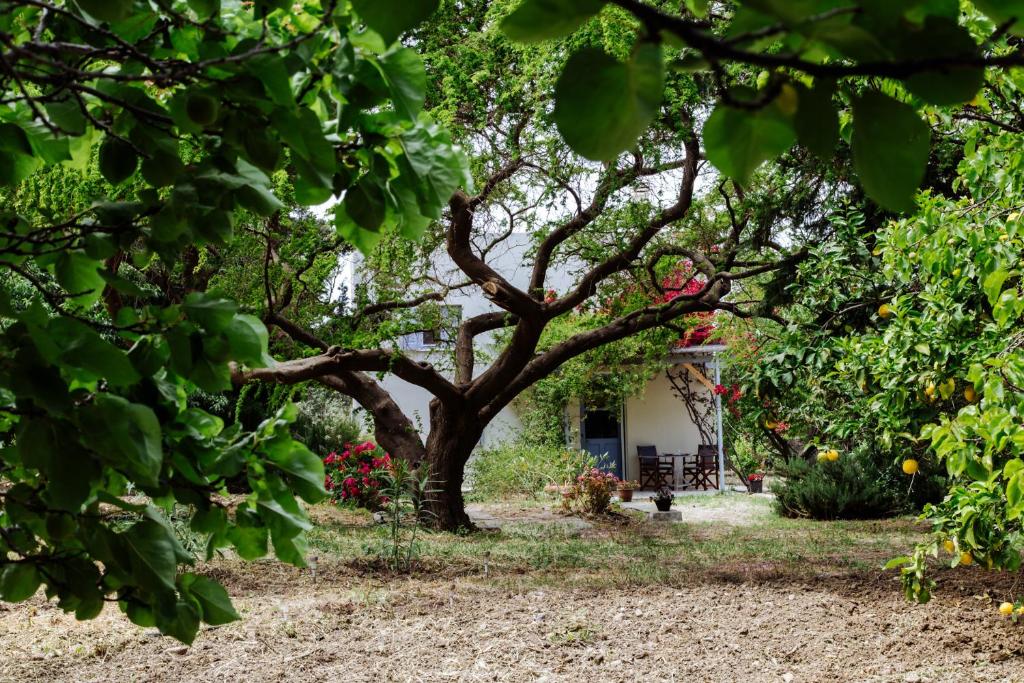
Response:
293,387,365,455
466,442,594,500
562,467,619,514
368,459,435,572
323,441,392,510
772,453,902,520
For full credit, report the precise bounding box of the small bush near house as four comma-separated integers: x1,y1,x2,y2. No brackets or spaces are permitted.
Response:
773,454,903,521
324,442,393,510
467,442,594,500
562,468,619,515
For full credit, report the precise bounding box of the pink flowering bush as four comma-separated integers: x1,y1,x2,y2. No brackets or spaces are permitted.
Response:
323,441,392,510
561,467,619,515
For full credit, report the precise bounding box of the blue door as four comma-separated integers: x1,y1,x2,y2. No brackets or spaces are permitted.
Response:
581,407,623,478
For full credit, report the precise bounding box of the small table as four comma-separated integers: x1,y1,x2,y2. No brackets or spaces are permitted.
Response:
658,453,696,491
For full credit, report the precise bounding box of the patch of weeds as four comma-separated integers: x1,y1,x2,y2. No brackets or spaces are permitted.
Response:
548,622,598,646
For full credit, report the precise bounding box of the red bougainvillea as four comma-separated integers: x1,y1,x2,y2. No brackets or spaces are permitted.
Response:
657,262,717,347
323,441,392,510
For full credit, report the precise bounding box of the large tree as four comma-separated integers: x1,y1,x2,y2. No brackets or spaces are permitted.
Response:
233,0,1024,530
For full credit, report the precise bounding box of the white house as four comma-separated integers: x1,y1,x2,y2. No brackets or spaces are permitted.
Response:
346,233,728,490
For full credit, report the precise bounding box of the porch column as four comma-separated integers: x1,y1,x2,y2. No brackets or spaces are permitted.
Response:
713,353,726,492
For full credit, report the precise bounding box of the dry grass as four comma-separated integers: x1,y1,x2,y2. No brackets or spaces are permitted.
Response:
2,494,1023,682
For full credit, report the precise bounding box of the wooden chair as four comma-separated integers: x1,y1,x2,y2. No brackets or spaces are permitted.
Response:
638,445,673,490
691,444,719,490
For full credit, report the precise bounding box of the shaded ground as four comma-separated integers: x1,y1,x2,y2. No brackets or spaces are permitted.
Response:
2,495,1023,682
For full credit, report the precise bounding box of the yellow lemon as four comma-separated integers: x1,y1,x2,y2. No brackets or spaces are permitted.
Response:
952,268,962,276
924,383,936,401
878,303,893,319
960,551,973,565
943,539,956,554
902,459,919,475
1016,606,1024,616
1000,602,1015,616
964,386,977,403
826,449,840,462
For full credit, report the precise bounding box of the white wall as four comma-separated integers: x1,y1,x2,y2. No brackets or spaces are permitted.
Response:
622,365,712,482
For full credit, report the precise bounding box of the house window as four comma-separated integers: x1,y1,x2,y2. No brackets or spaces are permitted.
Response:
400,305,461,350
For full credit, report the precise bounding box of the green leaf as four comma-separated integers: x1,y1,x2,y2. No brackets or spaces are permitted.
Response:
224,315,272,367
180,574,239,625
251,55,295,108
553,44,664,162
98,136,139,185
973,1,1024,36
186,0,220,18
335,204,383,255
158,600,201,644
793,81,838,161
983,269,1010,307
344,176,387,231
399,119,473,220
80,395,163,488
851,91,930,213
54,251,105,304
44,100,87,136
0,123,32,155
703,102,796,186
378,48,427,120
501,0,606,43
0,564,41,602
121,520,178,592
351,0,440,45
76,0,132,22
49,318,140,386
183,293,237,333
226,524,268,560
902,18,983,105
263,438,328,503
883,556,911,570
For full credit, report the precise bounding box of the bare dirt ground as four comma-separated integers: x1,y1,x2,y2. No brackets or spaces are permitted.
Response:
2,498,1024,683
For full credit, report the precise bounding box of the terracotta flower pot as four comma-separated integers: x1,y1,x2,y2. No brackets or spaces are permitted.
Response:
618,488,634,502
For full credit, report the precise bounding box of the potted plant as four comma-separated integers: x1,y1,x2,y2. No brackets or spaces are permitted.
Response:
650,485,674,512
617,480,639,502
747,472,765,494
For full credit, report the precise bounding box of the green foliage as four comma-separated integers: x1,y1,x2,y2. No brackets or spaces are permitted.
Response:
850,92,931,212
467,442,594,501
772,455,901,521
292,388,365,457
498,0,1015,211
553,43,664,162
370,459,435,572
0,0,458,642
